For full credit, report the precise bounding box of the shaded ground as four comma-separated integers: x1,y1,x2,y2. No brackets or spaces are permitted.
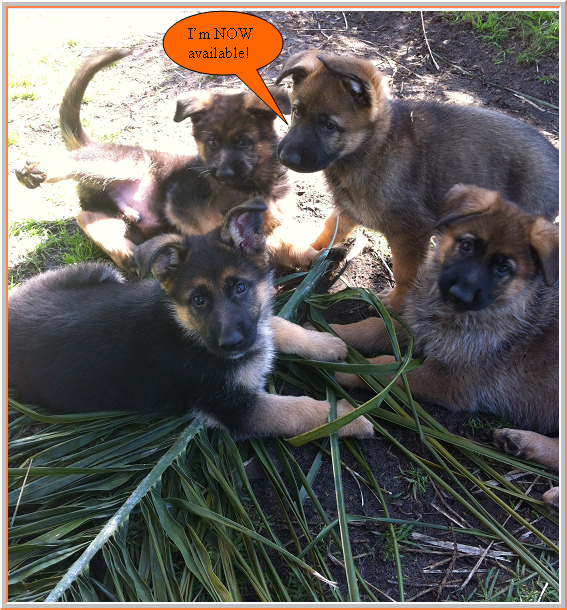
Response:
7,9,559,603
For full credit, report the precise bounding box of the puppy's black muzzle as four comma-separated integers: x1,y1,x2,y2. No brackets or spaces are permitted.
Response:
438,260,495,311
277,127,338,173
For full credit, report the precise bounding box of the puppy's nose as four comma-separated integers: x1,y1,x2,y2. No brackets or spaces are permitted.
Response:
215,166,235,179
218,330,244,352
278,149,302,169
448,283,477,305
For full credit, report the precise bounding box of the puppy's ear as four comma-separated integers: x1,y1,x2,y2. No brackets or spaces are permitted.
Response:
245,86,291,119
529,216,559,286
269,85,291,115
317,54,372,107
135,234,189,284
274,49,320,86
174,91,214,123
435,184,498,228
220,198,267,253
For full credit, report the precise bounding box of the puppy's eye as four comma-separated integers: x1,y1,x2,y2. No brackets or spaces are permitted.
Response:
494,263,512,276
237,137,251,148
235,282,248,294
460,239,474,253
207,136,218,148
324,121,338,131
293,107,301,118
193,294,206,306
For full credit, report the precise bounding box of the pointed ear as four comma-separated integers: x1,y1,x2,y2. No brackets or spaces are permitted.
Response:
274,49,320,86
317,54,372,107
435,184,498,229
220,198,268,253
173,90,214,123
245,86,291,119
135,233,189,283
269,85,291,115
530,216,559,286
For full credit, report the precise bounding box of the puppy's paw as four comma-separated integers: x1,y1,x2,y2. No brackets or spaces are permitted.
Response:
301,329,348,362
336,399,374,438
543,487,559,514
493,428,525,457
376,287,405,313
15,159,47,189
493,428,558,471
335,355,397,389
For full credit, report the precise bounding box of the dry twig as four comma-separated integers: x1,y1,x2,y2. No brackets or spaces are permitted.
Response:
420,11,440,71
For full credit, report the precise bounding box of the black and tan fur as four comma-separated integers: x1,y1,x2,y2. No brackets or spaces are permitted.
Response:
8,199,372,440
16,49,319,272
328,186,558,509
275,50,559,310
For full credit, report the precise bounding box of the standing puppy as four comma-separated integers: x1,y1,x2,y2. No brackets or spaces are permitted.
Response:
275,50,558,310
330,186,558,508
16,49,319,272
8,199,372,439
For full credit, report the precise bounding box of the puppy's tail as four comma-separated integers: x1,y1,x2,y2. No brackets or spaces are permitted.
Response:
59,48,132,151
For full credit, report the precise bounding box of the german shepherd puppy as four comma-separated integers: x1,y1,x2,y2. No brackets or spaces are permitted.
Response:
8,199,372,439
329,186,558,509
275,50,559,310
15,49,319,272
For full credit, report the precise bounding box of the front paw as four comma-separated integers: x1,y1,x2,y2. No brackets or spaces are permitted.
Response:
336,399,374,438
376,287,405,313
543,487,559,514
335,355,396,389
303,330,348,362
15,159,47,189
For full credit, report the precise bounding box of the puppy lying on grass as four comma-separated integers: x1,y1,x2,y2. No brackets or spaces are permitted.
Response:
330,186,559,509
8,198,372,440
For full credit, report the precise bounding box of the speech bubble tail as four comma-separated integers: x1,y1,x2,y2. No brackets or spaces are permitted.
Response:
237,69,288,123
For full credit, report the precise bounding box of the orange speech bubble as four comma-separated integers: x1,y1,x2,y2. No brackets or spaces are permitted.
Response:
164,11,287,123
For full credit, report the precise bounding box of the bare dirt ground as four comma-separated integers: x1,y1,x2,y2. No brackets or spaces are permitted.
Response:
7,9,559,603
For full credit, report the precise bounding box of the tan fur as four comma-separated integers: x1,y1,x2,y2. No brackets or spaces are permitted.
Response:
249,395,373,438
16,49,326,273
272,316,348,362
330,187,558,506
76,211,137,271
309,209,359,251
276,51,558,310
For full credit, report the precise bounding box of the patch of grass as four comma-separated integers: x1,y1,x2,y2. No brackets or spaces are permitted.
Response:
462,561,559,602
380,523,414,562
96,130,122,143
8,218,108,288
537,73,556,85
8,132,19,146
396,465,429,499
444,11,559,64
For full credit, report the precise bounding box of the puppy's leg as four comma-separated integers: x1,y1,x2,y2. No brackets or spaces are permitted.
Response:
250,393,373,438
77,211,137,272
542,487,559,513
271,317,347,361
335,355,398,389
310,209,358,251
493,429,559,471
381,234,430,312
265,226,320,269
337,356,466,412
493,429,559,513
330,317,409,355
16,149,152,189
